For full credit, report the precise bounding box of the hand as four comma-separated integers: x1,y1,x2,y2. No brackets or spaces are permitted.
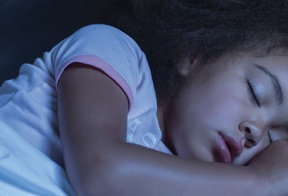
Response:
248,140,288,196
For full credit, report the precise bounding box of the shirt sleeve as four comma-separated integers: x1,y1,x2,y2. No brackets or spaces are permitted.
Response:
51,24,144,107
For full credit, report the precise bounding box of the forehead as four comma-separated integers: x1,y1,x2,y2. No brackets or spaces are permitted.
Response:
192,48,288,82
206,48,288,71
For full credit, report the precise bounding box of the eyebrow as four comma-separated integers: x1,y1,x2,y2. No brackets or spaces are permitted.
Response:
254,64,284,105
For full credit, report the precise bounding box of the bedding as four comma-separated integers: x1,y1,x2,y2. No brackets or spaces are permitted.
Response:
0,122,75,195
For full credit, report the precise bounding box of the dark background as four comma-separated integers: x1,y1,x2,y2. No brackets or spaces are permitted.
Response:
0,0,119,83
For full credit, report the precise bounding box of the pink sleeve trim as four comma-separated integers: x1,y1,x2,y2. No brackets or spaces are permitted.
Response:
55,55,134,108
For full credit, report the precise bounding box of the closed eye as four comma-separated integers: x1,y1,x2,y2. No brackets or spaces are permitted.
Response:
247,80,260,107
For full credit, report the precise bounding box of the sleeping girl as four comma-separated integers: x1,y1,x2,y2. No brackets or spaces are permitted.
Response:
0,0,288,195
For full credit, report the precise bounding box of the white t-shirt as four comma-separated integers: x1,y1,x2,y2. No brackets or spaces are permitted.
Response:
0,24,172,194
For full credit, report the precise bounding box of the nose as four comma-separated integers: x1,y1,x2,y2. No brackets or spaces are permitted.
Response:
239,121,264,148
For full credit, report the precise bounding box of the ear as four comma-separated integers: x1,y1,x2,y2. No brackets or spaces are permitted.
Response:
177,58,199,77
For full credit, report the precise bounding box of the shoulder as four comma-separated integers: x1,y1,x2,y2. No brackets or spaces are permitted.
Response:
72,24,139,48
77,24,122,34
51,24,146,80
53,24,144,65
74,24,121,37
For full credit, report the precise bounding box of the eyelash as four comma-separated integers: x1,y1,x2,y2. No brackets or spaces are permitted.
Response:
247,80,260,107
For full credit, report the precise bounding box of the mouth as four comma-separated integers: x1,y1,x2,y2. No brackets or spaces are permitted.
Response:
216,133,243,164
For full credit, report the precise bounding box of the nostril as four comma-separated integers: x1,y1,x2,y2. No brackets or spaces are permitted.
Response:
245,127,251,134
245,139,256,148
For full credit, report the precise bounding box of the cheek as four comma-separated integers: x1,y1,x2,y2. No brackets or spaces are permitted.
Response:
197,94,246,126
165,80,248,156
172,84,247,132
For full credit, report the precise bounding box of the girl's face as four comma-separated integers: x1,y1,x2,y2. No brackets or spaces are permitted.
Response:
162,50,288,165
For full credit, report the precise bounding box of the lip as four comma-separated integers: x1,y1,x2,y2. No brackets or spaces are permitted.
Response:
216,133,231,163
216,133,243,164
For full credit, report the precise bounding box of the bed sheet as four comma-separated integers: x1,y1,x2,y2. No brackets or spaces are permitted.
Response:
0,122,75,195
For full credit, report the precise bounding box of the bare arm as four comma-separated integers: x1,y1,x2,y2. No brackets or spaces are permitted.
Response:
57,63,286,196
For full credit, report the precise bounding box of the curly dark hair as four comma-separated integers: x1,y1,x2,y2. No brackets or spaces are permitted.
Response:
109,0,288,105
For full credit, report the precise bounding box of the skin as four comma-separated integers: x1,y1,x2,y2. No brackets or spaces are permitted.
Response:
57,51,288,195
162,50,288,166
